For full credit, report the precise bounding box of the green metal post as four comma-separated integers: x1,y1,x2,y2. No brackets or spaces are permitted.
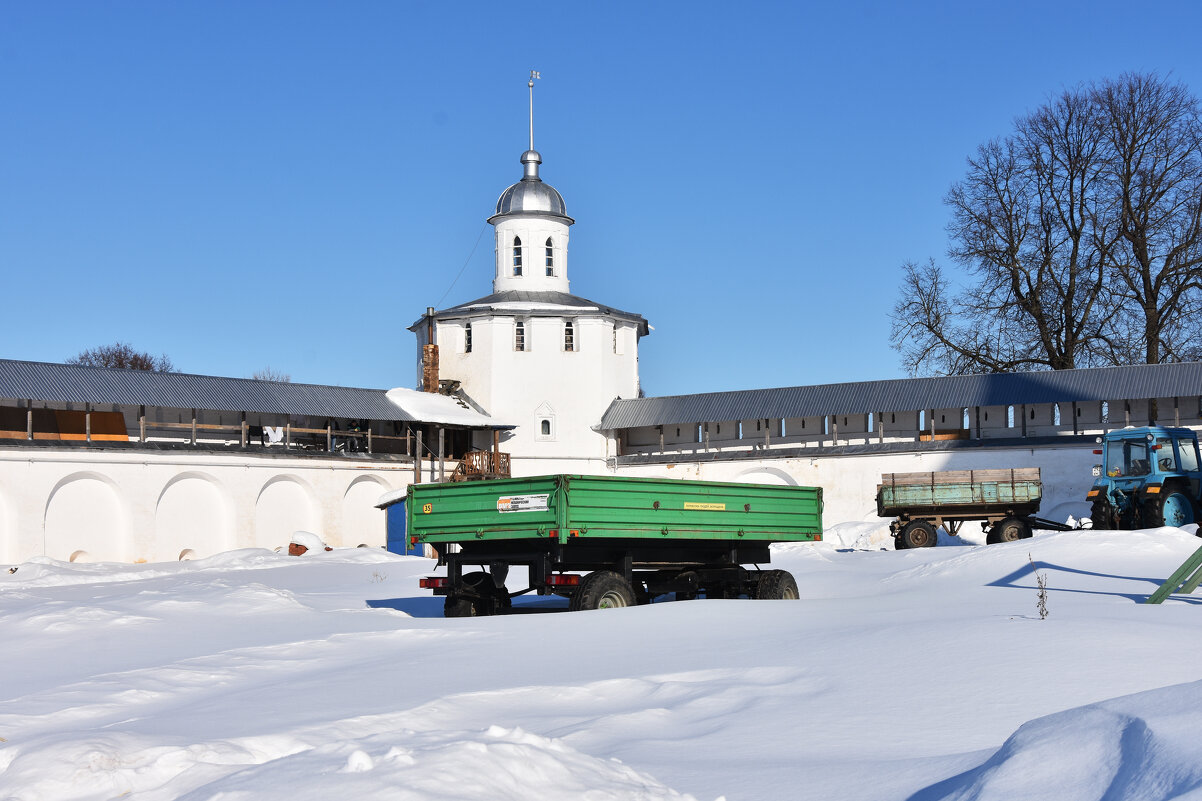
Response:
1145,543,1202,604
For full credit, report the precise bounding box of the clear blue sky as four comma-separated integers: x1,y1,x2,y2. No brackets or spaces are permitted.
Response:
4,1,1202,396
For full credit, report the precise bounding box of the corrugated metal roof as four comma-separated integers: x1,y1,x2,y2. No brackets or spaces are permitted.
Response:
409,290,650,334
600,362,1202,429
0,359,501,426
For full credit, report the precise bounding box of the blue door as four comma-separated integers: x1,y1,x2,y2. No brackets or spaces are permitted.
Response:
385,500,419,555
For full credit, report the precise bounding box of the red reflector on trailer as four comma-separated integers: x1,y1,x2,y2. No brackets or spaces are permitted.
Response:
1093,449,1103,455
419,577,449,589
545,574,580,586
569,529,579,537
549,529,558,538
410,536,418,545
814,533,822,541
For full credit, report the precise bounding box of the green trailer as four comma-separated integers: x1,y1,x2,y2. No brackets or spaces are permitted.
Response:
405,474,823,616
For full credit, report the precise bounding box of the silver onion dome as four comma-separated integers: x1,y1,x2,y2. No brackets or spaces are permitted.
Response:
489,150,574,224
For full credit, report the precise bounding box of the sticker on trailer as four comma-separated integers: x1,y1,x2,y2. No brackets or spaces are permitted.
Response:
683,502,726,511
497,494,550,513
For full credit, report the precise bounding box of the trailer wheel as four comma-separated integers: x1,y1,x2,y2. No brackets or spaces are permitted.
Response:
569,571,637,611
898,520,937,548
992,517,1031,543
444,571,510,618
756,569,799,600
1145,490,1198,528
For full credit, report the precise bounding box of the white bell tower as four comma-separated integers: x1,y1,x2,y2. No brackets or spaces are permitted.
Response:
489,70,574,294
413,71,649,474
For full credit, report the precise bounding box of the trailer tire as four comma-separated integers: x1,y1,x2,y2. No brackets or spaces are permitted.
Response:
444,571,510,618
898,520,937,549
756,569,799,600
570,571,637,611
992,517,1031,543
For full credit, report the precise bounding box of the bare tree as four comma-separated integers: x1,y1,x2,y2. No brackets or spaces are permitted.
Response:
893,87,1116,374
892,73,1202,376
68,342,176,372
1097,73,1202,366
251,367,292,383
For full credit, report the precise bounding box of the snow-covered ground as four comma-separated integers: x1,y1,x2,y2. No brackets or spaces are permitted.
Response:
5,526,1202,800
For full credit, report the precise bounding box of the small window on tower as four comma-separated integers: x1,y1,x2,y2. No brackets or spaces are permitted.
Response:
541,419,551,436
545,237,554,276
465,323,472,353
564,321,575,352
515,321,525,352
513,236,523,276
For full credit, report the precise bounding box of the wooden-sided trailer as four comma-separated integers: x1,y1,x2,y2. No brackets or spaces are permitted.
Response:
877,468,1075,549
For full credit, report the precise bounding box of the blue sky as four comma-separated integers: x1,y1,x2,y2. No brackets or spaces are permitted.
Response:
4,1,1202,396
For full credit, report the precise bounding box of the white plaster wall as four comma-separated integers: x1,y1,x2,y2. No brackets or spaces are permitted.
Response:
154,473,234,561
0,447,411,565
255,477,318,549
341,476,390,547
44,473,129,562
611,444,1099,537
492,217,571,294
437,312,640,466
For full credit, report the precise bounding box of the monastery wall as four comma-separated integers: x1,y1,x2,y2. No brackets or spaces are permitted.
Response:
0,446,414,565
610,443,1102,547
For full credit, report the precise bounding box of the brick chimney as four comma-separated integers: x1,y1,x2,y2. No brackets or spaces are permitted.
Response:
422,307,439,393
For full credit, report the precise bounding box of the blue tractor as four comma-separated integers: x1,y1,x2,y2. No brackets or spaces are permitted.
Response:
1087,426,1202,530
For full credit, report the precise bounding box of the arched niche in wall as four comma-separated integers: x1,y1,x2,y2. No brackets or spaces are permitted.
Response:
734,467,798,486
254,475,319,551
154,472,234,562
44,472,128,562
340,475,392,548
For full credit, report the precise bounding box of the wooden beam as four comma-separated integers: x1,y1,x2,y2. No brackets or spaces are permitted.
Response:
438,427,445,482
415,429,423,484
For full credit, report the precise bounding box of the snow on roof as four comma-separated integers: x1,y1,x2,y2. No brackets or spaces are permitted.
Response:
385,387,513,430
374,486,408,509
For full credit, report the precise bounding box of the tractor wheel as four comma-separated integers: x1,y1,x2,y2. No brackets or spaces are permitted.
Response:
444,571,510,618
1145,490,1198,529
1090,500,1112,530
897,519,938,549
755,569,799,600
569,571,637,611
992,517,1032,543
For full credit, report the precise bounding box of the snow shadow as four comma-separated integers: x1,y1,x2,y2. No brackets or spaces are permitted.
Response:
366,597,445,616
986,560,1197,604
366,595,570,617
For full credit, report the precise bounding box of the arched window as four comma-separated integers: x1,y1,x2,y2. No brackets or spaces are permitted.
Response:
514,321,525,352
564,321,575,351
541,419,551,436
545,237,554,276
512,236,523,276
465,323,472,353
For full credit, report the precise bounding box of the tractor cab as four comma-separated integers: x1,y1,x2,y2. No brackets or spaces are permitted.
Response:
1087,426,1202,529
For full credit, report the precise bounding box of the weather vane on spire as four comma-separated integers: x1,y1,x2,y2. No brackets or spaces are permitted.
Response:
528,70,540,151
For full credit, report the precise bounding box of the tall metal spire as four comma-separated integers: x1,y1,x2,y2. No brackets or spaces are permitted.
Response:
528,70,540,151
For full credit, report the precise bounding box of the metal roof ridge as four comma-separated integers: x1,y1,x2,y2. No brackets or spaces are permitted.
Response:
0,358,390,394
